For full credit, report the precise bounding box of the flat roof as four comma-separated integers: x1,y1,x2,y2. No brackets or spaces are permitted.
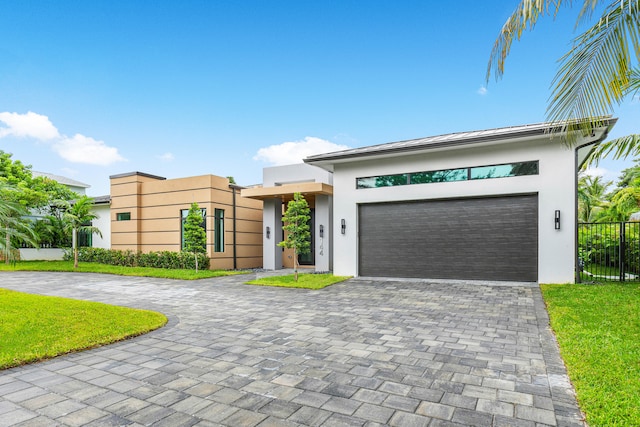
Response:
109,171,167,180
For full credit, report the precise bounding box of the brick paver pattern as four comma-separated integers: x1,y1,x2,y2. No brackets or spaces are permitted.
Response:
0,272,585,426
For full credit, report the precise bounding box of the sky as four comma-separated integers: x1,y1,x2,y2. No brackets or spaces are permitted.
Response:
1,1,637,196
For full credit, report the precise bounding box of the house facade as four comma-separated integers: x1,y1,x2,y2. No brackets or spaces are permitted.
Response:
247,120,616,283
110,172,263,269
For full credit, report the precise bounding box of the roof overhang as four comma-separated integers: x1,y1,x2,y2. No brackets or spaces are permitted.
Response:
241,182,333,201
304,118,618,171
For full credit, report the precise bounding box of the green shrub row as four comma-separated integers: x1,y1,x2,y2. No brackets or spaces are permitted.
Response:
578,225,639,273
64,247,210,270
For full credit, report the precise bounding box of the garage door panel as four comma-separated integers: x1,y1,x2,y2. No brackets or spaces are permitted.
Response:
358,195,538,281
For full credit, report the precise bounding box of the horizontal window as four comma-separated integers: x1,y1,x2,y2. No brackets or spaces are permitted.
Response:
357,174,408,189
470,161,538,180
116,212,131,221
411,168,467,184
356,161,538,189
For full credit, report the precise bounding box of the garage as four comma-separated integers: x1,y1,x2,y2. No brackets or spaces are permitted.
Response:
358,194,538,281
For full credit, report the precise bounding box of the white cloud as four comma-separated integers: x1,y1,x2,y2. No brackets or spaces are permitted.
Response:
582,167,608,178
0,111,126,166
157,152,175,162
53,134,126,166
477,86,488,96
0,111,60,140
254,137,350,166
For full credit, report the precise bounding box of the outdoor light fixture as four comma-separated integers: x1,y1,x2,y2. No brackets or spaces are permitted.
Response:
341,219,346,234
319,224,324,238
555,210,561,230
266,226,271,239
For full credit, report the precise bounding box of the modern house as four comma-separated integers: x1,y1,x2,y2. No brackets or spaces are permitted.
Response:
109,172,263,270
247,119,616,283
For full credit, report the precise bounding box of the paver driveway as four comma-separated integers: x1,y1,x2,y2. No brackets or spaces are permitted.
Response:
0,272,584,427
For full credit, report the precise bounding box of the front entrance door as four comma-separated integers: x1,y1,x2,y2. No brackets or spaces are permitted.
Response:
298,209,315,265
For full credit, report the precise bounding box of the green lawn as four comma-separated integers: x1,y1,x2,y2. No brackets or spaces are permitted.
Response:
246,273,351,289
0,288,167,369
0,260,247,280
541,283,640,426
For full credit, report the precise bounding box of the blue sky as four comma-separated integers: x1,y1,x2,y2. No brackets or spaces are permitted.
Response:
1,1,637,196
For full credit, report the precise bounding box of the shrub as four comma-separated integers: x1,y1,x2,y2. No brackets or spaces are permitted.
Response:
64,248,210,270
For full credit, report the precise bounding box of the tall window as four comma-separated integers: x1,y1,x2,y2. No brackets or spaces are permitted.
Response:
181,208,206,250
214,209,224,252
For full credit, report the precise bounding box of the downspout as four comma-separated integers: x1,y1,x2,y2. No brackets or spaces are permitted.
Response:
230,184,239,270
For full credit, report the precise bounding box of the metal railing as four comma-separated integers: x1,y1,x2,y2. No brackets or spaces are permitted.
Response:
578,222,640,282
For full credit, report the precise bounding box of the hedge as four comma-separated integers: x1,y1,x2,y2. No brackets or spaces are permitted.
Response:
64,247,210,270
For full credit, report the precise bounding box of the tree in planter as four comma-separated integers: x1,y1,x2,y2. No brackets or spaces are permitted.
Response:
183,202,207,272
278,192,311,281
62,196,101,269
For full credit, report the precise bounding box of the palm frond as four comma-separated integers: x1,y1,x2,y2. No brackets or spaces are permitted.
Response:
486,0,610,82
547,1,640,139
583,133,640,167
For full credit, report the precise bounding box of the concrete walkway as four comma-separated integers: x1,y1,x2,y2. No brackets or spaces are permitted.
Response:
0,272,585,427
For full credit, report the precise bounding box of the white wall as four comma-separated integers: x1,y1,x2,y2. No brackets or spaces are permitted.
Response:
92,204,111,249
19,248,65,261
330,137,582,283
264,163,333,186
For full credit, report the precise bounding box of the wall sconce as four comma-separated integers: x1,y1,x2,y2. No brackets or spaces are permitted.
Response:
266,226,271,239
554,210,561,230
319,224,324,238
341,219,346,235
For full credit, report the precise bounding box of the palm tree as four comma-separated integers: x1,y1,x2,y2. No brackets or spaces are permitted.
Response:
486,0,640,165
62,196,102,268
0,183,39,263
578,174,612,222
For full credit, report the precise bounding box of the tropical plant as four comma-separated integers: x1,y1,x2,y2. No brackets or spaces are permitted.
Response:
0,183,39,264
578,174,612,222
278,192,311,281
487,0,640,164
62,196,101,268
182,202,207,272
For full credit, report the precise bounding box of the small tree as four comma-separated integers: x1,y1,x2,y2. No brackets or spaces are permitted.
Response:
0,183,39,264
278,192,311,281
183,202,207,272
62,196,101,269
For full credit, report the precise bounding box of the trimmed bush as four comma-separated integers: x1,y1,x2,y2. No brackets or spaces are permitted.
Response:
64,248,210,270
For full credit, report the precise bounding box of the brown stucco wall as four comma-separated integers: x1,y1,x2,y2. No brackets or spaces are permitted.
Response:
110,172,263,270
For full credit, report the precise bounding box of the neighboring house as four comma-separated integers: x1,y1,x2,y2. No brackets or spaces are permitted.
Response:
246,119,617,284
109,172,263,269
242,164,334,272
32,171,110,250
21,172,96,260
32,171,90,195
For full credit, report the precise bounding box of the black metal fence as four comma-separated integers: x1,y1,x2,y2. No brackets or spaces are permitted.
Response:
578,222,640,282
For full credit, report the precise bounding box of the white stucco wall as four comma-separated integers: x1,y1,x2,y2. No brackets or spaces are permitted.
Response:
264,163,333,186
330,137,583,283
92,204,111,249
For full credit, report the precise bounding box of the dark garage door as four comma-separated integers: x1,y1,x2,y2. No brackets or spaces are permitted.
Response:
358,195,538,281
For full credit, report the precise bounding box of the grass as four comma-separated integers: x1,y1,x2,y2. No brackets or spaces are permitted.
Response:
0,288,167,369
541,282,640,426
0,260,248,280
246,273,351,289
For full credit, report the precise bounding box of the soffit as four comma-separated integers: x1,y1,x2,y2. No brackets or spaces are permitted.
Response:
241,182,333,202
